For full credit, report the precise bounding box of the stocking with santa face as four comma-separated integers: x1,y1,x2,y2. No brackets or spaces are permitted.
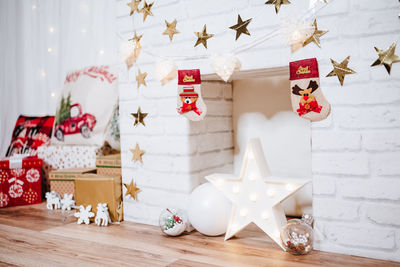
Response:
177,69,207,121
289,58,331,122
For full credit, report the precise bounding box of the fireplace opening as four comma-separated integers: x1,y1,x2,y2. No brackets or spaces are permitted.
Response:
195,67,312,217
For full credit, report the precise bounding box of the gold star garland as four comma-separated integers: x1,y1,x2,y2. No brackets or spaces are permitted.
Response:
265,0,291,14
131,107,148,127
194,25,214,49
127,0,141,16
229,15,252,41
163,19,180,41
326,56,356,86
136,69,147,88
131,143,145,163
125,31,142,69
302,19,328,48
371,42,400,75
124,179,141,200
141,1,154,22
129,31,143,43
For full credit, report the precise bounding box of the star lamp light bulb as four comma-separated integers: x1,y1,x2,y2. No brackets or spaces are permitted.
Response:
249,193,258,202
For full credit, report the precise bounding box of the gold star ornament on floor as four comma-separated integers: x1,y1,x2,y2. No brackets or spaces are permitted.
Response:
326,56,356,86
206,138,310,250
124,179,140,200
127,0,141,16
371,42,400,75
302,19,328,48
131,107,148,127
131,143,145,163
163,19,179,41
140,1,154,22
229,15,252,41
265,0,291,14
136,69,147,88
194,25,214,49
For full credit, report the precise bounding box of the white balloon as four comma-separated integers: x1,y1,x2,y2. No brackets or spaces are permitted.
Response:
188,182,231,236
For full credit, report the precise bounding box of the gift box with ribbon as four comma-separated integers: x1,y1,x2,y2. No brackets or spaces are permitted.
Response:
0,154,42,208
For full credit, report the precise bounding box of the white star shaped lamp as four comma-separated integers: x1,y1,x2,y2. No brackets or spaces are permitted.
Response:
206,138,310,250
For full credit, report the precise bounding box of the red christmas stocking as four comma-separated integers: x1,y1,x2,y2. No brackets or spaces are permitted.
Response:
289,58,330,122
177,69,207,121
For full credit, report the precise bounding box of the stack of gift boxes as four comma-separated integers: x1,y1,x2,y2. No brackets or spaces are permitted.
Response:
0,65,121,221
49,153,123,222
0,153,123,222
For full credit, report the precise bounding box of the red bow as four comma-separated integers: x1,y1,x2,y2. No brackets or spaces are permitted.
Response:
177,102,202,116
297,98,322,116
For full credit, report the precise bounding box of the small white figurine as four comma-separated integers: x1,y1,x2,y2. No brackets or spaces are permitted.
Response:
61,193,75,211
74,205,95,225
95,203,112,227
45,191,61,210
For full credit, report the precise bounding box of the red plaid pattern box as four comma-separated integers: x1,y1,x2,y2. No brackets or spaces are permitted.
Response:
0,155,42,208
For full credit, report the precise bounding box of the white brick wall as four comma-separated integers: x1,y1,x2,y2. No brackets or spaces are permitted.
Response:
116,0,400,261
120,80,233,225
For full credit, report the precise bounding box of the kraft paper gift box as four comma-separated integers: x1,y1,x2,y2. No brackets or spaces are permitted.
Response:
49,168,96,197
0,155,42,208
74,174,123,222
96,154,121,176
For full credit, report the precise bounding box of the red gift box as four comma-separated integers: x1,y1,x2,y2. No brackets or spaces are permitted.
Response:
0,155,42,208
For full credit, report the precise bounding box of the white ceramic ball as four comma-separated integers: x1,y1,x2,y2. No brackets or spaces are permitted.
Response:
188,182,231,236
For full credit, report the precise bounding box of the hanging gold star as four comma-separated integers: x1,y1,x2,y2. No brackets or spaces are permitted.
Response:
163,19,180,41
136,69,147,88
265,0,291,14
128,31,143,43
302,19,328,48
140,1,154,22
124,179,140,200
194,25,214,49
127,0,141,16
131,107,148,126
229,15,252,41
326,56,356,86
371,42,400,75
130,143,145,163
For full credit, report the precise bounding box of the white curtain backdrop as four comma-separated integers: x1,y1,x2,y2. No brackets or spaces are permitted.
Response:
0,0,117,156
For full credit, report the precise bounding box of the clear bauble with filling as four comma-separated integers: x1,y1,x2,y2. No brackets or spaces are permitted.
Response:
159,208,188,236
280,214,314,255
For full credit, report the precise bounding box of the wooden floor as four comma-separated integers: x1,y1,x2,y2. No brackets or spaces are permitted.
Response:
0,204,398,267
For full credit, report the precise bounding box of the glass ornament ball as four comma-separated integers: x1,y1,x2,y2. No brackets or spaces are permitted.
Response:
280,214,314,255
159,208,188,236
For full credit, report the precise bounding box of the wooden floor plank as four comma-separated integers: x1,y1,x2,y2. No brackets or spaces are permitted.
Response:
0,203,399,267
0,224,174,267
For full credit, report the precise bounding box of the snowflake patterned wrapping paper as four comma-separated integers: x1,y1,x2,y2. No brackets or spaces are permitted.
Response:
37,145,99,191
0,156,42,208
